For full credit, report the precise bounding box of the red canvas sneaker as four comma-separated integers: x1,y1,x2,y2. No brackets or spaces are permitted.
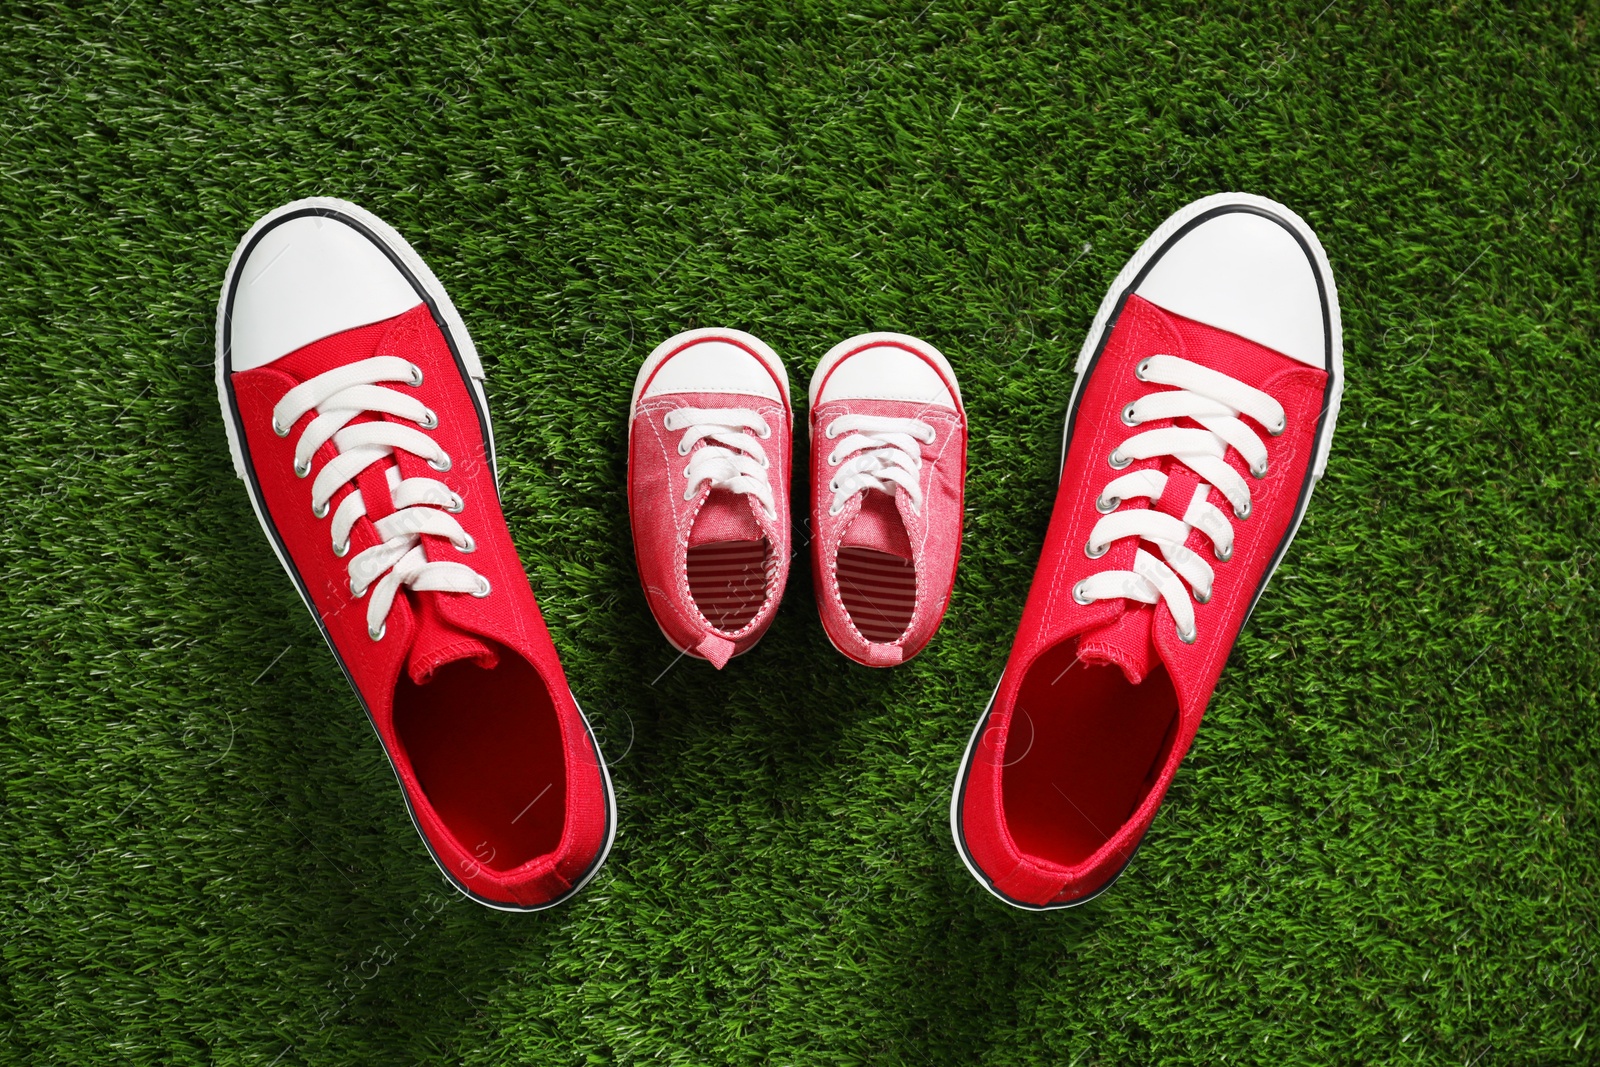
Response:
628,328,793,668
215,198,614,910
808,333,967,667
952,193,1344,908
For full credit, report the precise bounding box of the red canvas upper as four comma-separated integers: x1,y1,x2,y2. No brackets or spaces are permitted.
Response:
628,336,793,668
809,376,966,667
957,293,1331,906
230,303,609,908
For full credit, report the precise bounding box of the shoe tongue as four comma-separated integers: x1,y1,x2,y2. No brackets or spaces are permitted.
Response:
841,492,912,560
406,595,500,686
1076,603,1159,686
690,489,761,547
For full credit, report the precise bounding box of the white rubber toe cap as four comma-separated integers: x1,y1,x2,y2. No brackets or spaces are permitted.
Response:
638,331,785,403
811,333,959,409
228,213,421,372
1134,209,1326,369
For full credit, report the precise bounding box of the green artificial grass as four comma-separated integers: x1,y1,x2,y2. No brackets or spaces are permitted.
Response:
2,0,1597,1062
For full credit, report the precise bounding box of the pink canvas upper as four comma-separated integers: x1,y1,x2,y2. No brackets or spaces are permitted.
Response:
628,335,793,668
809,339,967,667
958,293,1333,906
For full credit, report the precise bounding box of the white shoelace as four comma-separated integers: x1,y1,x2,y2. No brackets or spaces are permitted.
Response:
1074,354,1286,643
823,414,936,517
272,355,490,641
665,407,776,518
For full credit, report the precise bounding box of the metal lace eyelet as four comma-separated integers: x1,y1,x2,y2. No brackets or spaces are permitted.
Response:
429,454,452,473
472,576,492,598
311,500,329,519
456,533,476,553
1135,358,1152,381
419,409,438,430
758,423,773,439
294,458,312,478
1269,418,1286,437
1095,495,1119,514
369,622,386,641
407,365,424,387
447,494,464,514
677,441,690,456
1215,542,1233,563
332,539,350,558
1073,581,1092,605
1194,587,1212,605
1121,403,1139,426
827,451,840,466
1108,449,1132,470
272,418,290,438
824,424,838,439
1251,459,1269,479
1084,539,1108,559
828,479,840,493
1234,499,1251,521
350,578,366,598
1177,624,1198,644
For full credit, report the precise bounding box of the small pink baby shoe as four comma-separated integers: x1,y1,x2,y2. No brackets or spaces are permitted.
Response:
628,328,793,668
808,332,967,667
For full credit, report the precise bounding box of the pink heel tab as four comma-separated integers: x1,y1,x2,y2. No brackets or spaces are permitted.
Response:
696,633,736,669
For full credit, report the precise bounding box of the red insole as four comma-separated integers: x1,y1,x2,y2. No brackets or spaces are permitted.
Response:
686,539,769,632
393,652,567,872
836,546,917,643
1001,639,1178,867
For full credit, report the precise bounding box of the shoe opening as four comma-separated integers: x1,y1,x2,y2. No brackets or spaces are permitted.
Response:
393,649,567,873
1000,638,1178,868
836,546,916,644
687,538,770,632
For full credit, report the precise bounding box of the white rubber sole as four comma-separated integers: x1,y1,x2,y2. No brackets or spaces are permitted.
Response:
951,192,1345,911
215,197,616,912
